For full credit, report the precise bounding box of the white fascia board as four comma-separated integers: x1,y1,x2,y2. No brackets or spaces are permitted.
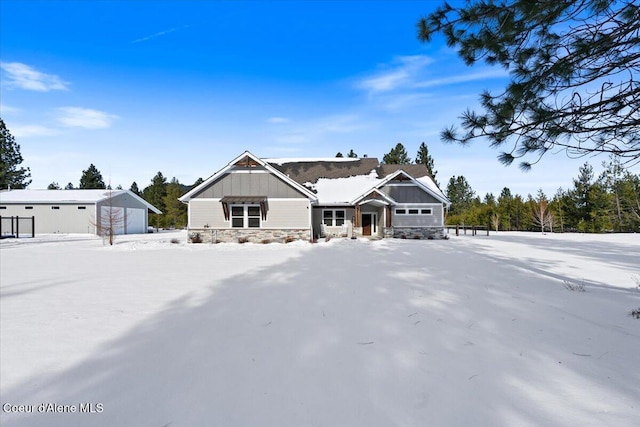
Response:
179,151,318,202
377,169,451,206
350,187,396,205
179,151,252,202
124,190,163,214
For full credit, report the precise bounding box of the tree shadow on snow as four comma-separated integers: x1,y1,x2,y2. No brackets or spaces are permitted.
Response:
2,240,639,427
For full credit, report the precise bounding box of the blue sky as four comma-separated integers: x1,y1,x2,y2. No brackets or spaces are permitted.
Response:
1,0,633,198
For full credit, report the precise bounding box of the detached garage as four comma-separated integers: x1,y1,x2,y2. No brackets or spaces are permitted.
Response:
0,189,161,235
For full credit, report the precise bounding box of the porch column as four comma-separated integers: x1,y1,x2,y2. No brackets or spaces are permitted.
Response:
354,205,361,227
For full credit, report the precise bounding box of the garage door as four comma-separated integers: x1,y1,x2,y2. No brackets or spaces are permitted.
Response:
125,208,145,234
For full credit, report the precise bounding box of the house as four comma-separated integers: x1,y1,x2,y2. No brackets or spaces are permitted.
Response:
0,189,161,235
179,151,450,243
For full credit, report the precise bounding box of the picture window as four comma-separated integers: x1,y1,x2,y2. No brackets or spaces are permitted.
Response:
231,205,261,228
322,209,346,226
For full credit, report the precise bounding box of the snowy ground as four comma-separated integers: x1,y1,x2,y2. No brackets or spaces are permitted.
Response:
1,231,639,426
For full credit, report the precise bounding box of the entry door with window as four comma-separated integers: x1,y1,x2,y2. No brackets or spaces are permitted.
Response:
362,213,373,236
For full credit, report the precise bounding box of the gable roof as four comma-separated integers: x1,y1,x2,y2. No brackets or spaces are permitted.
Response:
371,169,450,206
0,189,162,213
179,151,319,202
267,157,448,205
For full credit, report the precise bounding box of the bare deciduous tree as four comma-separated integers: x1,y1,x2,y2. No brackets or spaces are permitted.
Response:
532,191,552,233
491,212,500,232
91,190,126,245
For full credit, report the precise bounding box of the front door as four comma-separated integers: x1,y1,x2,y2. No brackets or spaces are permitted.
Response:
362,213,372,236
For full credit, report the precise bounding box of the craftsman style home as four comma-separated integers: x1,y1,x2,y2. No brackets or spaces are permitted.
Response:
179,151,450,243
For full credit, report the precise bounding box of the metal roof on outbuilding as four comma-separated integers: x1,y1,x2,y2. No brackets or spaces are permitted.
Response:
0,189,162,213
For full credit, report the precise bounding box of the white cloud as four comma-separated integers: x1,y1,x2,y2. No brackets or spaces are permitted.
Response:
358,55,433,93
267,113,368,149
0,104,22,114
131,25,189,44
0,62,69,91
11,125,59,138
267,117,290,124
55,107,118,129
414,68,510,89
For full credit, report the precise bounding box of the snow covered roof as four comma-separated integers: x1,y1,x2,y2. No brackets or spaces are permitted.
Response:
416,176,448,202
0,189,162,213
307,170,383,204
182,151,449,206
263,157,361,165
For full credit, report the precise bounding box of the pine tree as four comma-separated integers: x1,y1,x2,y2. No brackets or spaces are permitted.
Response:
163,177,187,228
335,152,344,158
64,182,74,190
190,177,204,190
418,0,640,168
347,149,358,158
129,181,141,196
497,187,513,230
79,164,106,189
415,142,438,184
570,162,594,229
0,118,31,189
446,175,475,217
383,143,411,164
143,172,168,228
47,182,61,190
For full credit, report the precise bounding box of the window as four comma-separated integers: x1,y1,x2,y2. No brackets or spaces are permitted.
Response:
25,206,33,210
231,206,244,228
78,206,86,210
51,206,60,210
323,209,345,226
231,205,261,228
0,206,6,210
396,207,433,215
247,206,260,228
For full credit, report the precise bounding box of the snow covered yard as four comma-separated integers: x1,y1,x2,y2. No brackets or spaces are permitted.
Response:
1,231,638,427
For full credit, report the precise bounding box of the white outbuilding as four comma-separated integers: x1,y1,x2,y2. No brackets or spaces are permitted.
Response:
0,189,161,235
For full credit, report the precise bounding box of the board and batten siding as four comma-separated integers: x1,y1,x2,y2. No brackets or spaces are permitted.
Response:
189,198,310,229
392,204,443,227
192,172,307,199
380,185,440,204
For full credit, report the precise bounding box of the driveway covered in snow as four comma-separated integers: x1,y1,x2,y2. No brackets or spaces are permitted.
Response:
1,232,639,426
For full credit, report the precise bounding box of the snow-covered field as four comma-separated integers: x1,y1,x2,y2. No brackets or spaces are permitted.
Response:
1,231,638,426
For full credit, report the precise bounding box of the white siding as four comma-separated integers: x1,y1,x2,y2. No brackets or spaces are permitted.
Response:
189,199,226,228
0,204,96,234
262,199,310,228
188,198,310,229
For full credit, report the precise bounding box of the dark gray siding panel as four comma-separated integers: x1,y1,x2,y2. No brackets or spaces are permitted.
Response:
107,192,148,209
193,172,307,199
380,185,439,203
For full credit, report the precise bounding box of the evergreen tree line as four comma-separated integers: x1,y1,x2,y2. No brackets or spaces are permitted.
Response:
5,112,638,233
446,159,640,233
47,164,199,230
